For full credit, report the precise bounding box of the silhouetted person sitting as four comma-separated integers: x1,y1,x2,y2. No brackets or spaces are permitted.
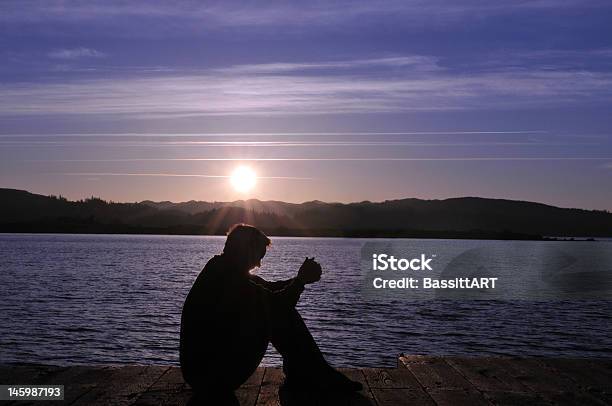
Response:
180,224,362,402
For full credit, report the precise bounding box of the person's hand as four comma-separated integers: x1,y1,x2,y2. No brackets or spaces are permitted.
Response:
297,257,322,285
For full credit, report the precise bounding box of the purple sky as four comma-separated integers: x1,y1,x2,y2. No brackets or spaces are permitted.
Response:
1,1,611,209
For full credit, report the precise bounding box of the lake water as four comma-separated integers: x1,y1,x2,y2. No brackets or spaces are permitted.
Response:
1,234,610,367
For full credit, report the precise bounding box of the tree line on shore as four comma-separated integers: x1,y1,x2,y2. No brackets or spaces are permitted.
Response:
1,188,610,239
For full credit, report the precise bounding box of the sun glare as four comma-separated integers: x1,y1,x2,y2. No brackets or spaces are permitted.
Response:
230,166,257,193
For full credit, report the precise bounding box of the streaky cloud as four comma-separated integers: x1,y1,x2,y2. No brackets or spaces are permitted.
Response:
2,57,612,118
0,131,549,137
0,141,595,147
37,157,612,162
215,56,442,74
48,47,106,60
62,172,312,180
2,1,609,29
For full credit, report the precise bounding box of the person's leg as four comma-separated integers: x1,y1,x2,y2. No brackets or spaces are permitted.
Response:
268,307,330,378
268,306,362,391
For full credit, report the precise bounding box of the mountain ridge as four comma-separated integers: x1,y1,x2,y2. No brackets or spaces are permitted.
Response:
0,188,610,238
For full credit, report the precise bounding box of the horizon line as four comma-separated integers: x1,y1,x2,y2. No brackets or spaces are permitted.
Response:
2,186,609,213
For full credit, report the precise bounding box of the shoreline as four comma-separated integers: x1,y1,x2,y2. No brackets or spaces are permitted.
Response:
0,230,605,242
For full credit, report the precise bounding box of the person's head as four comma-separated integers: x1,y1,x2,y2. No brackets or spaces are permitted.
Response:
223,224,271,272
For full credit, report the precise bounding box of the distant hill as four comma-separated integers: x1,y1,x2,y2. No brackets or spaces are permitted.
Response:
140,198,325,217
0,188,610,238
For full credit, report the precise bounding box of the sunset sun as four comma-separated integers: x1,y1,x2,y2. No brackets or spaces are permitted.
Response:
230,166,257,193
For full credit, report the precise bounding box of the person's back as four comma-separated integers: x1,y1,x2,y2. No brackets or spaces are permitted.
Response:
180,254,269,390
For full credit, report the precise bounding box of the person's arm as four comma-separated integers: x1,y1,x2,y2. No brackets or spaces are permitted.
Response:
249,274,296,291
249,257,321,308
249,275,305,308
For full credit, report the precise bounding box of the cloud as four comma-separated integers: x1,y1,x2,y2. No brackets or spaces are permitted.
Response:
1,56,612,118
4,140,578,148
63,172,312,180
215,56,442,75
42,158,612,162
472,49,612,73
0,131,549,137
48,47,106,60
1,1,609,30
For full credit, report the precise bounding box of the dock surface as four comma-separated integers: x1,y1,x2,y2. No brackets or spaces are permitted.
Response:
1,356,610,405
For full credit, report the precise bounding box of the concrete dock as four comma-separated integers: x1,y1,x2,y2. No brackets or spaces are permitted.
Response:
1,356,610,405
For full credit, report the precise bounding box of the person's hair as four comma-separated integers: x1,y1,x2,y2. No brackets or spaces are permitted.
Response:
223,224,271,268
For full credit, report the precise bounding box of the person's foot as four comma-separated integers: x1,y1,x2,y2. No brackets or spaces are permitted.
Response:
283,369,363,393
320,370,363,392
